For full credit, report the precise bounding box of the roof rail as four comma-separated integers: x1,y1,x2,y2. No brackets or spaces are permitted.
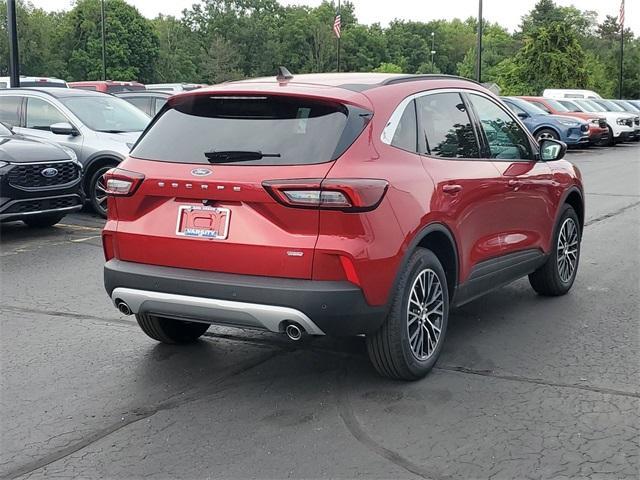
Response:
382,74,482,87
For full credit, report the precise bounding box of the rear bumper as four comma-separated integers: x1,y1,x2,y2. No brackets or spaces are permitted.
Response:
104,259,387,336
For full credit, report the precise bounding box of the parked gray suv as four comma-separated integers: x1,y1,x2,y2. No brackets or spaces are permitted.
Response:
0,88,149,216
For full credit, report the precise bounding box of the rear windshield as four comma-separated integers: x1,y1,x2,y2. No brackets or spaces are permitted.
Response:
131,95,370,165
106,84,145,93
20,81,66,88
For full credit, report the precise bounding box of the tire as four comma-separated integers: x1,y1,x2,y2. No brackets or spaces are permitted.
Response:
535,128,559,142
366,248,449,381
606,126,616,146
135,314,210,344
23,213,65,228
89,164,116,218
529,205,581,296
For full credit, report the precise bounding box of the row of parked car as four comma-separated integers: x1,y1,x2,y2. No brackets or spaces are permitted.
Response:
0,76,638,229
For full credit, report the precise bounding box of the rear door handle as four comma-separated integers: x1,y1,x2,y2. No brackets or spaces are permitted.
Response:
442,184,463,194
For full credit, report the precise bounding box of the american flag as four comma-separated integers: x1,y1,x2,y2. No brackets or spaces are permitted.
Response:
333,12,341,38
618,0,625,26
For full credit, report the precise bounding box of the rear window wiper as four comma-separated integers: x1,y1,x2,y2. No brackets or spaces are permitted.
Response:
204,150,281,163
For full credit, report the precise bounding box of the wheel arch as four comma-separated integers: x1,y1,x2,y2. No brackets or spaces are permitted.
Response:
82,153,123,192
533,125,561,140
563,187,585,231
392,223,460,305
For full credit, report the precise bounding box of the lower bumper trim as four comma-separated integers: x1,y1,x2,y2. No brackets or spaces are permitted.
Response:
112,287,326,335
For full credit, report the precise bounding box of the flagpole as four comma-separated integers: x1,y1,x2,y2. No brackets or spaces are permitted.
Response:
337,0,341,72
618,9,624,98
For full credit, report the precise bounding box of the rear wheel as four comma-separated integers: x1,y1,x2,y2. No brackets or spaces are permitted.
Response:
89,164,116,218
23,213,65,228
366,248,449,380
136,314,210,344
529,205,581,296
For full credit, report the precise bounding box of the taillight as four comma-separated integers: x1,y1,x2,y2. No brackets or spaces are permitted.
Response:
263,178,388,212
103,168,144,196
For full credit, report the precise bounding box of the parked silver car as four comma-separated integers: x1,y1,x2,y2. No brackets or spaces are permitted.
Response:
0,88,149,216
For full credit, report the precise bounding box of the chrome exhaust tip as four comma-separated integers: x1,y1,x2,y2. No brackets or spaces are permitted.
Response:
116,300,132,316
284,323,304,341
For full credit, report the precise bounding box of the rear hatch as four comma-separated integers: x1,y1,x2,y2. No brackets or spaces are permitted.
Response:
112,92,371,279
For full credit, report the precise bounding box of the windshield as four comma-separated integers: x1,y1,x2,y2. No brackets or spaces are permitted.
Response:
509,98,548,116
132,95,370,165
597,100,624,112
574,100,604,112
61,96,149,132
619,101,640,112
544,99,570,112
0,122,12,136
558,100,582,112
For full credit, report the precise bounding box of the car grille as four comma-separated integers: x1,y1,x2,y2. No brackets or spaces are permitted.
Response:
3,196,80,214
598,118,607,129
7,161,80,189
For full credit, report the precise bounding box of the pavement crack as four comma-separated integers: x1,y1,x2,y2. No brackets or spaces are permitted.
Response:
1,304,130,326
435,364,639,399
334,363,445,480
2,350,284,480
584,200,640,226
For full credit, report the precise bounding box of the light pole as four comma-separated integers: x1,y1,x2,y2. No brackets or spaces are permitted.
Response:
430,32,436,71
101,0,106,80
475,0,483,82
7,0,20,87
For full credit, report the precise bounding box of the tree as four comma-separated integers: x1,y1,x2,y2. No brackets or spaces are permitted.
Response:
495,22,589,95
152,15,199,83
58,0,159,82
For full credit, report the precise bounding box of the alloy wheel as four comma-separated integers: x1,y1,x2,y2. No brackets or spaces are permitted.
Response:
537,131,556,141
93,166,111,216
407,268,444,360
557,218,579,283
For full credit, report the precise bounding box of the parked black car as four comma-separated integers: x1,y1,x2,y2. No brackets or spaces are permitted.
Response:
0,122,83,227
114,91,171,118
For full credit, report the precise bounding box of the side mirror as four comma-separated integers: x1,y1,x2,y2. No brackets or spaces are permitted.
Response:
517,112,529,119
539,138,567,161
50,122,78,136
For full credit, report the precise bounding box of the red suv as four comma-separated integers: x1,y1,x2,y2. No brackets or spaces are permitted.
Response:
68,80,145,93
102,72,584,380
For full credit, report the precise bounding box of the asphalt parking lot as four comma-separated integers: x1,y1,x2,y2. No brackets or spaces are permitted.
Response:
1,144,639,480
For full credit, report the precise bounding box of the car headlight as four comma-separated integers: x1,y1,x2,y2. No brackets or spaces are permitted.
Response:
59,146,81,168
0,161,8,168
616,118,627,125
558,120,580,127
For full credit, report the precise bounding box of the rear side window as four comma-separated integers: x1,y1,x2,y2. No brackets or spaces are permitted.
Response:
132,96,370,165
391,100,418,152
106,85,145,93
26,98,68,130
0,96,22,126
154,97,167,115
125,97,152,116
416,92,479,158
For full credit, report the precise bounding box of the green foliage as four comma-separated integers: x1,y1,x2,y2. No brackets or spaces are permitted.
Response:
373,63,403,73
1,0,638,97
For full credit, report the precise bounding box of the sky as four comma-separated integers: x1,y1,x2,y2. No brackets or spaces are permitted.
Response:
33,0,638,35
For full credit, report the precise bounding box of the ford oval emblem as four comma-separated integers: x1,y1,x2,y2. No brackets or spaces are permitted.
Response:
41,167,59,178
191,168,212,177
